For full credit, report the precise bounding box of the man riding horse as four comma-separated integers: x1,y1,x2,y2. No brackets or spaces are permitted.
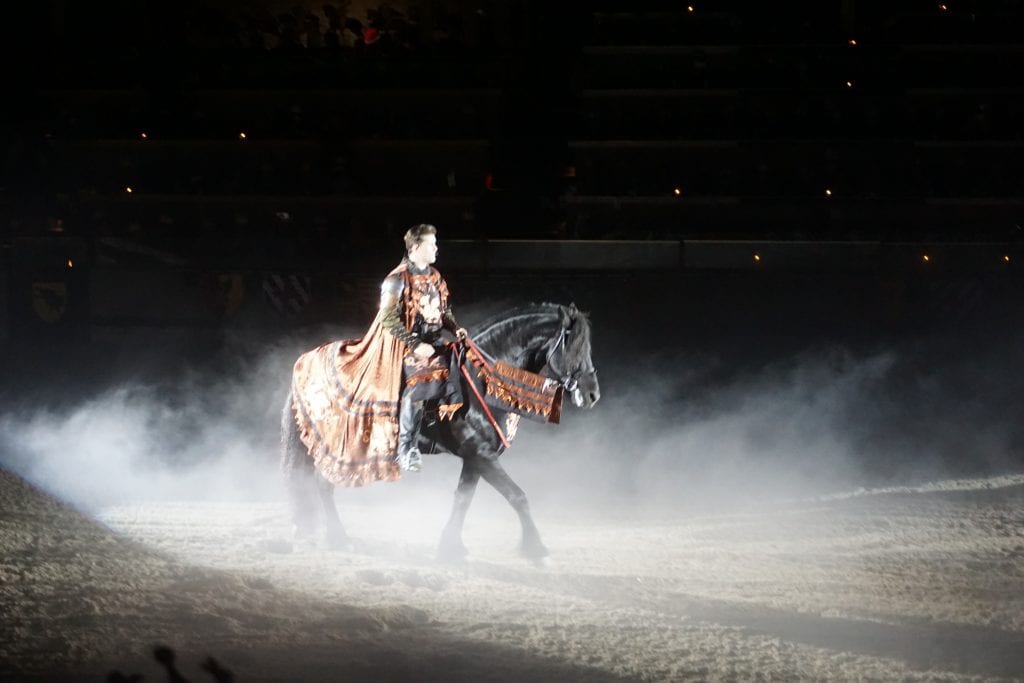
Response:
289,224,466,486
285,234,600,556
380,224,468,471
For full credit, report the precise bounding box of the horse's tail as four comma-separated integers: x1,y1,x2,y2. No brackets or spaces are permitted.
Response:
280,389,318,533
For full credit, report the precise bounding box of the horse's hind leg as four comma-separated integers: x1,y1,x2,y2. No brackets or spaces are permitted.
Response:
477,457,549,562
438,459,480,562
281,391,318,539
316,476,352,551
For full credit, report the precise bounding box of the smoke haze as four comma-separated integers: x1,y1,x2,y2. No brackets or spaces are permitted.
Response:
2,306,1022,523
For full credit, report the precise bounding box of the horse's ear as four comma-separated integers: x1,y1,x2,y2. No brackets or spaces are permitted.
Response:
561,304,575,327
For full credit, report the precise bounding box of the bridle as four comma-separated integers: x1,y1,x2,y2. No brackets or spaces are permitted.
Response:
544,323,593,394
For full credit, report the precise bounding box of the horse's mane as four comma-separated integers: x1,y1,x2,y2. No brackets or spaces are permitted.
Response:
471,303,592,365
472,302,553,339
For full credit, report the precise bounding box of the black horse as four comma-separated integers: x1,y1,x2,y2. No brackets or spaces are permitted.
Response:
280,302,600,562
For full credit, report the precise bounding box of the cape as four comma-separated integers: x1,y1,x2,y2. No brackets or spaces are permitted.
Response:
290,261,430,487
291,309,404,487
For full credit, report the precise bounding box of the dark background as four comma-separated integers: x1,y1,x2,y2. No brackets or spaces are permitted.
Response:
2,0,1024,486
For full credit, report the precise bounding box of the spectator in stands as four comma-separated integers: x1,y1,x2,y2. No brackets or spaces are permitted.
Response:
322,2,350,49
301,11,323,48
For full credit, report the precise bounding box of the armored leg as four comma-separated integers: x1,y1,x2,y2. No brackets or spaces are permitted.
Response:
396,393,424,472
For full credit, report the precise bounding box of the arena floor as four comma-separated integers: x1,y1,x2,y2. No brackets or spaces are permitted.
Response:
3,467,1023,682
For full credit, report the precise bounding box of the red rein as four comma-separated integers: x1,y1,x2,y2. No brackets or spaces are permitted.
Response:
456,338,511,449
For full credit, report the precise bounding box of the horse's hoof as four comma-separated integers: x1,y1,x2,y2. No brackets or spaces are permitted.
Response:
437,540,469,564
519,540,550,563
325,533,354,552
437,549,468,564
258,538,294,554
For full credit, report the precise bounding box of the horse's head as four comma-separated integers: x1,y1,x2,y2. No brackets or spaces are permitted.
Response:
545,303,600,409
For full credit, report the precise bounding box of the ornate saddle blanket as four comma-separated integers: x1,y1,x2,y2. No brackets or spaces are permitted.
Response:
464,345,564,425
292,328,562,486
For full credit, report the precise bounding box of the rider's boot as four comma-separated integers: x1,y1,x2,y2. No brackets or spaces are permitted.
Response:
396,394,424,472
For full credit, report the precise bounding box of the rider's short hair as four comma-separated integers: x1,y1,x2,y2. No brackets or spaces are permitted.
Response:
404,223,437,254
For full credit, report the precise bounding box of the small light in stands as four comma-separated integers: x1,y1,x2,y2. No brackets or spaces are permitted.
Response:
825,188,832,196
848,38,857,46
922,254,931,263
673,187,681,196
687,5,694,12
125,186,133,193
1003,255,1011,263
239,132,248,140
140,132,148,140
753,253,761,263
845,80,853,88
67,259,74,269
939,3,948,11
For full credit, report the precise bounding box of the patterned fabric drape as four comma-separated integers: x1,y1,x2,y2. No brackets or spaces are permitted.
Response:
466,347,564,424
290,260,459,487
291,310,404,487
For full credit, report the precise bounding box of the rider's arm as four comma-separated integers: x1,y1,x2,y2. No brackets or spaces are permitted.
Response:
380,275,419,348
442,304,460,332
438,277,464,337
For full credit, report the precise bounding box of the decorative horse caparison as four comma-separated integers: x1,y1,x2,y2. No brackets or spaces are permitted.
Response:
280,302,600,561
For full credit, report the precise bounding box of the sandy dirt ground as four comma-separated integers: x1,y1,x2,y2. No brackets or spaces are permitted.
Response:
2,467,1024,682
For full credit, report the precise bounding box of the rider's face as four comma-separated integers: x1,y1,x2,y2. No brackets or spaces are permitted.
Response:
409,234,438,264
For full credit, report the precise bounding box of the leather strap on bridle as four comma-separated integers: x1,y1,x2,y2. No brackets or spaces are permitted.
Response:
545,329,580,393
463,336,497,373
455,338,511,449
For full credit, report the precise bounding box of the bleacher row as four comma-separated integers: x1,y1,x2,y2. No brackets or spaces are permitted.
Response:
40,136,1024,198
10,1,1024,267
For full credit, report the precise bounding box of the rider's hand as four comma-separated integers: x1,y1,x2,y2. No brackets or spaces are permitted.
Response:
414,342,435,359
455,327,468,341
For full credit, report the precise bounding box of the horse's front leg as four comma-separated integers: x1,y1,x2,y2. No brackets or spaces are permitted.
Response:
438,458,481,562
477,457,549,563
316,476,352,551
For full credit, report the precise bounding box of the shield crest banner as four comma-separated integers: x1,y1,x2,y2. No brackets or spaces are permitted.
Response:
31,282,67,323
